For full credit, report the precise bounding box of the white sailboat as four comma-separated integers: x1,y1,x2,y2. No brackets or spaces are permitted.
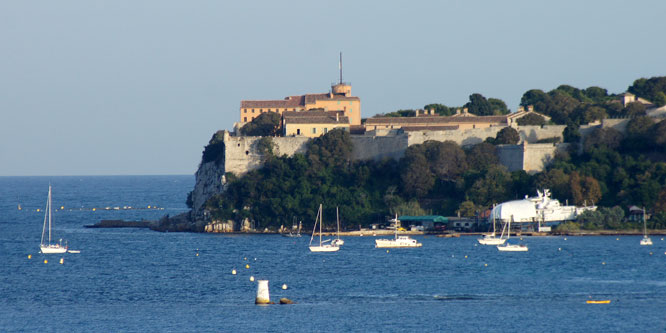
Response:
640,207,652,246
40,185,68,254
478,204,506,245
497,216,528,252
331,207,344,246
309,204,340,252
375,214,422,248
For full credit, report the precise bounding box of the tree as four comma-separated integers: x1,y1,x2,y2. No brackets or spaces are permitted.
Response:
563,123,581,143
457,201,478,217
584,127,623,153
423,103,454,116
240,112,281,136
465,93,493,116
423,141,467,181
569,171,601,205
628,76,666,107
467,165,511,206
488,98,510,115
465,143,498,171
495,127,520,145
400,151,434,197
623,102,646,117
516,113,546,126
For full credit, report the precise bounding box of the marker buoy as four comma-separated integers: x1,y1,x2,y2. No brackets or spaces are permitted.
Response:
245,264,250,269
484,263,488,267
464,255,468,259
255,280,270,304
232,269,237,275
250,276,255,282
28,254,32,259
616,238,619,240
558,248,562,251
196,253,199,257
602,262,606,265
386,250,389,253
44,259,48,264
564,237,567,240
282,284,288,290
59,258,64,264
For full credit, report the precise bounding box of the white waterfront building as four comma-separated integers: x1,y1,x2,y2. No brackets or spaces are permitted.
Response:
491,190,596,229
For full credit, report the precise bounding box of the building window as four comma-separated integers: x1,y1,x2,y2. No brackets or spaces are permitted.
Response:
312,128,317,134
267,109,271,112
297,129,301,135
244,109,247,113
244,117,247,122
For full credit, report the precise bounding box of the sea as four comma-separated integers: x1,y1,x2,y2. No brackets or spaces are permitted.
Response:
1,175,665,332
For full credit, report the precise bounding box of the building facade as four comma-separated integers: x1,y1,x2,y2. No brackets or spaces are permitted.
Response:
239,83,361,125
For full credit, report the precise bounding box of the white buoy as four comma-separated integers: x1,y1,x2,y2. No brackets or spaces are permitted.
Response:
282,284,288,290
59,258,64,264
255,280,270,304
250,276,255,282
232,269,237,275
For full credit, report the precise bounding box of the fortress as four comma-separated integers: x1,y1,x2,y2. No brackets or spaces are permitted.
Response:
189,77,636,220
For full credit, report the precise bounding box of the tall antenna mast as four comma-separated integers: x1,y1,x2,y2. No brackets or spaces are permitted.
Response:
339,52,343,85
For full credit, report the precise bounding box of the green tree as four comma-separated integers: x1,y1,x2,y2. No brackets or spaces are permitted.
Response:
465,93,493,116
423,103,454,116
623,102,647,117
465,143,498,172
563,123,581,143
423,141,467,181
457,200,478,217
516,113,546,126
240,112,281,136
488,98,510,115
495,127,520,145
584,127,623,153
400,148,434,197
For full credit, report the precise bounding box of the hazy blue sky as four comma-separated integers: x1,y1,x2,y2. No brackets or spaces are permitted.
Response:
2,0,665,176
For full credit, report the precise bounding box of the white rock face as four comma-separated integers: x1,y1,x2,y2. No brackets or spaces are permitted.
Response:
191,161,226,221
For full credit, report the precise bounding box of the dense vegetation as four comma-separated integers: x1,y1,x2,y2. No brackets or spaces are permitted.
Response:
377,76,666,128
200,77,666,231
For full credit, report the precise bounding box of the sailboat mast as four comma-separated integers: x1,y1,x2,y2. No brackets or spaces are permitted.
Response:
336,207,340,239
319,204,323,245
48,185,52,244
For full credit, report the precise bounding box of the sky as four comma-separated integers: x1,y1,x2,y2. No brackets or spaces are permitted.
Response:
1,0,665,176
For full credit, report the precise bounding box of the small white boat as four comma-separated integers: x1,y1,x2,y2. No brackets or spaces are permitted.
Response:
496,216,528,252
497,244,528,252
640,207,652,246
67,250,81,254
40,185,68,254
282,220,302,238
478,204,506,245
375,215,422,248
309,204,340,252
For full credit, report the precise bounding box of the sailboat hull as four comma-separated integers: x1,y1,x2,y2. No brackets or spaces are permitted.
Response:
497,244,528,252
375,237,422,248
40,245,67,254
309,245,340,252
640,237,653,246
478,236,506,245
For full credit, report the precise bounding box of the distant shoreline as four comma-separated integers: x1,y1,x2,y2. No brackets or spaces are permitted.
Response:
86,219,666,237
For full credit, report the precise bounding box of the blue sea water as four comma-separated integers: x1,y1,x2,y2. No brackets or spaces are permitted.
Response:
1,176,665,332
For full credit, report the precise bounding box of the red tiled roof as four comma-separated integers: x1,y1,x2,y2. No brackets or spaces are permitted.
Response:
241,93,359,109
241,95,305,108
365,115,508,125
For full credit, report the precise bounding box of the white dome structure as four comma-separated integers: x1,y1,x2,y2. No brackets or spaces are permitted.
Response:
491,189,596,224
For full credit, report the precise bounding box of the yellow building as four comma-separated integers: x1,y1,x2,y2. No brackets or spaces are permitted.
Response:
239,83,361,125
283,111,350,137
